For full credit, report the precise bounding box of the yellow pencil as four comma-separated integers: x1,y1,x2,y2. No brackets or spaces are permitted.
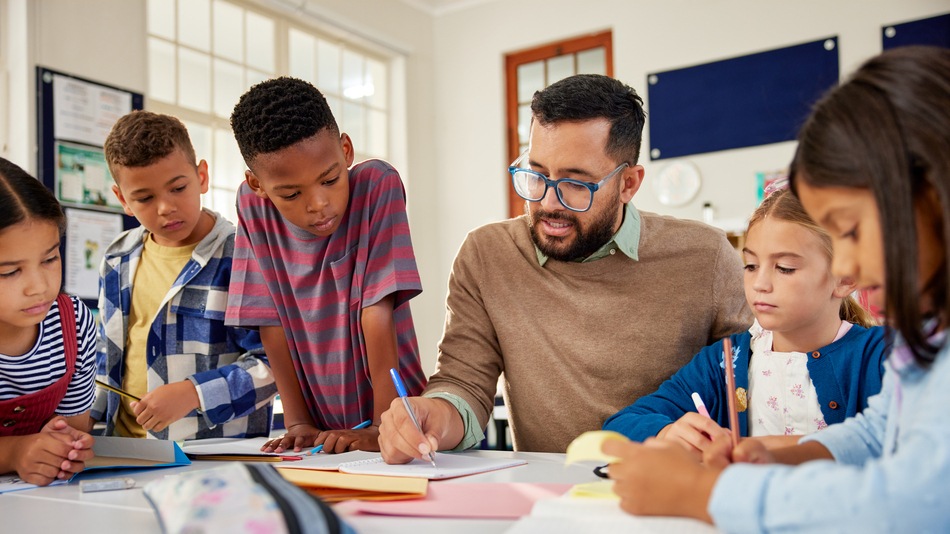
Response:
95,380,141,402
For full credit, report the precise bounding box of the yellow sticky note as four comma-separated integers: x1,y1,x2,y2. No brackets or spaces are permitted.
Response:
564,430,629,465
568,480,619,500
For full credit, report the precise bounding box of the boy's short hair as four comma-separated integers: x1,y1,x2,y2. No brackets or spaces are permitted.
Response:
103,110,197,181
230,77,339,168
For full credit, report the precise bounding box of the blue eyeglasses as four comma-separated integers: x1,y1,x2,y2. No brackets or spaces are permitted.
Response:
508,152,628,212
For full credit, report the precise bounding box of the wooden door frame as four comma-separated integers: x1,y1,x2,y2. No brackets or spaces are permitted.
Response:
503,30,613,219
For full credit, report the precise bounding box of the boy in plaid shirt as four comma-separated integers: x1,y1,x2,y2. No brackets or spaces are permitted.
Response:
92,111,276,440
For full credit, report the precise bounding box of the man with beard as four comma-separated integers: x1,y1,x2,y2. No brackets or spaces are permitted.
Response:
379,75,752,460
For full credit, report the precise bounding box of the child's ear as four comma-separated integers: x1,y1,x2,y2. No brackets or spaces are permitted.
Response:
832,276,858,299
112,183,135,218
340,133,355,168
196,159,210,194
245,170,269,199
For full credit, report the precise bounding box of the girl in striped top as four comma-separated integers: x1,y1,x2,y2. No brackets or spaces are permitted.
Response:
0,158,97,486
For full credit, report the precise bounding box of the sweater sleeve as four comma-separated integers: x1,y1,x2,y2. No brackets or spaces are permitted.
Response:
422,231,502,432
603,340,728,440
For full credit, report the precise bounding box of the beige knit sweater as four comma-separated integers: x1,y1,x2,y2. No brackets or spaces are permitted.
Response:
424,211,753,452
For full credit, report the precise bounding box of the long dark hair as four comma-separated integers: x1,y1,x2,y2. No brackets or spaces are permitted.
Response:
789,46,950,365
0,158,66,235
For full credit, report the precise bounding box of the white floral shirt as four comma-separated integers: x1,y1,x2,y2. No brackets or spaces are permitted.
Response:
747,320,852,436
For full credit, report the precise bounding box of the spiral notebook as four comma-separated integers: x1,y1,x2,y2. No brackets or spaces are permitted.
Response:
336,452,526,480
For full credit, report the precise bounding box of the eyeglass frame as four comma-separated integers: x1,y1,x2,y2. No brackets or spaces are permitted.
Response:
508,154,629,213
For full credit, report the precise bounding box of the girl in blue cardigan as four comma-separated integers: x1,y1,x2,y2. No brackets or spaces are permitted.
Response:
604,188,888,455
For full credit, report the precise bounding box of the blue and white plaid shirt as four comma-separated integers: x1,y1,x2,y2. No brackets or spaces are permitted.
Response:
93,209,277,440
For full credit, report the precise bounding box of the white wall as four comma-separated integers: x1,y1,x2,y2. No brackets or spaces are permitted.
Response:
8,0,949,378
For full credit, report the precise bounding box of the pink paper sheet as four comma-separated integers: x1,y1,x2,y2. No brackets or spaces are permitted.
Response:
343,482,572,519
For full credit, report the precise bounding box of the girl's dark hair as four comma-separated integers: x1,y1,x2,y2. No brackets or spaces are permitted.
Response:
0,157,66,235
789,46,950,365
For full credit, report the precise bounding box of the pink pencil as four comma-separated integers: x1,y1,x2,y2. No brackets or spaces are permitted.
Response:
722,337,740,446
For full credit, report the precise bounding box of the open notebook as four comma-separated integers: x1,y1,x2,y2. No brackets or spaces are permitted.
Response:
336,452,527,480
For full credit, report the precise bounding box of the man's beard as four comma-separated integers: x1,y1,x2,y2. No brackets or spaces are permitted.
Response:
528,199,618,262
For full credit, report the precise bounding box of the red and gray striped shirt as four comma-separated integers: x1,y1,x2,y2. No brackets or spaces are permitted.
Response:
226,159,425,430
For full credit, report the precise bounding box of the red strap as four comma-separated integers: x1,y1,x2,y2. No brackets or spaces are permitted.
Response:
56,293,78,373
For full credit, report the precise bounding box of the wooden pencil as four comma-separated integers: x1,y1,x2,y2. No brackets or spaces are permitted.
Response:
722,337,740,446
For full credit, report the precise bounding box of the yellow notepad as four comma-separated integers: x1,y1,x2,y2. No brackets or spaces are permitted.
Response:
276,467,427,502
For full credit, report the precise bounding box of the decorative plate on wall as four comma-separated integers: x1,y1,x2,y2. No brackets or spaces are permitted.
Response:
652,160,701,207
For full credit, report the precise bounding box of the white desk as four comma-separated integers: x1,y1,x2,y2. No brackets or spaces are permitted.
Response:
0,451,603,533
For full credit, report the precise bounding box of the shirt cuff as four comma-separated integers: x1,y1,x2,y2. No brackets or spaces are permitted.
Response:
423,392,485,451
708,464,775,534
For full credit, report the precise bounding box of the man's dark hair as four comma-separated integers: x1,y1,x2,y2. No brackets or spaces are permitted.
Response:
530,74,646,165
230,77,339,167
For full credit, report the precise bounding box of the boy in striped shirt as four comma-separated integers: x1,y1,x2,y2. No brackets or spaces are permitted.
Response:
226,77,426,453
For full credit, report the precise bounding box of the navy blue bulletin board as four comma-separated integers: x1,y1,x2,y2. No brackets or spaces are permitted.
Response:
883,13,950,50
36,66,142,309
646,38,839,160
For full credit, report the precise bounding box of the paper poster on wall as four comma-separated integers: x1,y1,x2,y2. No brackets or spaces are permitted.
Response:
51,72,133,147
55,141,122,210
64,208,124,300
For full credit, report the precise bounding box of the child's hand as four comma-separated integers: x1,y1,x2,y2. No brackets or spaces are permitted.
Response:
315,426,380,454
12,417,95,485
131,381,200,433
261,424,320,453
657,413,732,458
731,438,775,464
603,437,718,523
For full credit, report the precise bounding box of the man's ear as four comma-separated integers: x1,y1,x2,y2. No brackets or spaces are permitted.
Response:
112,183,135,217
832,276,859,299
245,170,268,199
619,164,645,204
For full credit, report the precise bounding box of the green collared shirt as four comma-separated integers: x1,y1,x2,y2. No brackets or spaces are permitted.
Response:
427,202,643,452
535,202,641,266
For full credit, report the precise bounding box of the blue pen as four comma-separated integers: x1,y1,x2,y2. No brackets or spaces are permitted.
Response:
390,368,437,467
307,419,373,455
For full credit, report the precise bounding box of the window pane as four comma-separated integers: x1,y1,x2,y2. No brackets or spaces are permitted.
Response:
213,0,243,62
546,55,574,85
342,101,364,150
148,0,175,40
182,120,211,166
148,38,176,103
245,11,274,72
212,187,238,224
367,109,387,158
214,128,246,189
341,49,365,101
178,48,211,112
325,95,342,125
213,59,242,118
316,39,341,95
289,29,316,82
366,58,387,109
577,47,606,75
517,61,544,103
247,69,269,88
518,103,532,146
177,0,210,51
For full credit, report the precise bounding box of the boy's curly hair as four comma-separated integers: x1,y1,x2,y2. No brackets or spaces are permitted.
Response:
230,77,339,168
103,110,196,180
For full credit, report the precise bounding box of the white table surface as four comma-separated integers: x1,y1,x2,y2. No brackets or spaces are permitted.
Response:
0,450,606,533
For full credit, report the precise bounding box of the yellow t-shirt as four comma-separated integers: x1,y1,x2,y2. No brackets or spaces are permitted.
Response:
114,235,198,438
